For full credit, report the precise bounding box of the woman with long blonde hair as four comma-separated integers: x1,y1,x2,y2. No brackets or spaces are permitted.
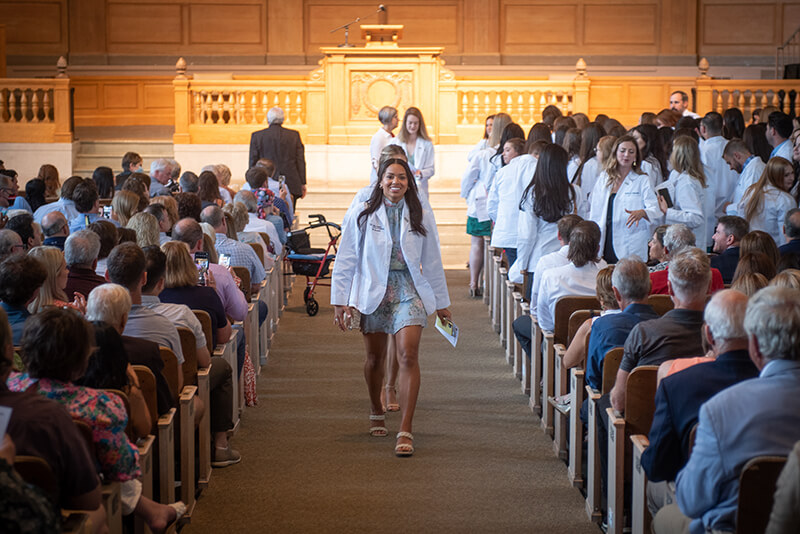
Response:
737,157,797,245
27,246,85,313
111,190,140,227
657,136,707,248
389,107,435,199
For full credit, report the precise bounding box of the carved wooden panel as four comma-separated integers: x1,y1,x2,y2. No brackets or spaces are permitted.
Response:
348,70,414,121
0,0,67,54
698,0,800,56
504,4,577,46
584,4,657,45
107,4,183,46
188,4,263,44
72,77,174,126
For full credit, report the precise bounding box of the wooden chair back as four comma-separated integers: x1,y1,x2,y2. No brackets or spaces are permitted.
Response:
177,327,199,387
248,242,265,265
553,296,600,345
735,456,787,534
14,455,59,503
103,388,134,441
232,266,251,300
258,232,272,252
647,294,674,316
192,309,215,354
601,347,624,395
567,309,600,347
132,365,159,434
624,365,659,436
158,346,180,399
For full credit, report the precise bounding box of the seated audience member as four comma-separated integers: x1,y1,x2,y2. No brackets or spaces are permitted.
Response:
0,255,47,344
106,242,186,388
536,220,607,332
115,151,142,189
27,246,85,313
151,196,180,229
709,215,749,283
648,225,670,271
0,175,31,214
149,158,178,197
201,205,266,293
179,171,199,193
37,163,60,198
610,247,710,413
86,284,174,416
732,250,776,282
766,440,800,534
127,212,160,248
0,308,106,533
740,228,781,266
78,321,152,439
577,257,658,394
92,165,114,199
722,138,766,216
731,271,769,297
175,192,202,221
770,268,800,289
68,180,106,233
234,189,285,249
643,290,758,516
224,201,273,260
171,218,248,323
650,224,724,294
88,219,118,277
197,171,223,210
145,202,174,245
64,229,105,301
40,211,69,250
24,178,47,213
251,157,295,217
6,213,43,251
780,207,800,256
654,286,800,534
111,190,140,227
121,174,151,212
512,214,583,357
244,165,293,228
9,307,185,531
0,229,24,261
33,175,82,224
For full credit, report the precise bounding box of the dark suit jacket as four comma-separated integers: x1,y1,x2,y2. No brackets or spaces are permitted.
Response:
249,124,306,197
709,246,740,284
122,335,176,416
779,239,800,257
65,267,106,301
641,349,758,482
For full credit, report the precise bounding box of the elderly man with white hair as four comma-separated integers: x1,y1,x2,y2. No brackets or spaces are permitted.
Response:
248,106,307,205
642,289,759,518
149,158,178,197
650,224,725,295
654,286,800,534
64,229,105,301
233,189,283,255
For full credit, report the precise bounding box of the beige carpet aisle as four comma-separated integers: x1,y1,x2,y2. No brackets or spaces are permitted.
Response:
188,269,599,534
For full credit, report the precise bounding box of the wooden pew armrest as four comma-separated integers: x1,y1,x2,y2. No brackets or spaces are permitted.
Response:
631,434,650,453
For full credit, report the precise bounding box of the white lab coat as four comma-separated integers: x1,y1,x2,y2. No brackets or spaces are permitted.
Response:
589,170,660,261
369,128,394,184
574,156,602,204
331,194,450,316
567,156,580,184
658,171,707,248
701,135,740,244
468,138,489,162
487,154,537,248
509,184,584,284
461,148,501,222
640,157,664,189
737,184,797,246
389,137,435,199
726,156,766,216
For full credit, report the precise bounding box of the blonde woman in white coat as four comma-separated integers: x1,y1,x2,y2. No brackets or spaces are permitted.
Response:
589,135,660,263
332,158,451,458
656,136,707,248
738,157,798,246
461,112,512,296
389,107,435,199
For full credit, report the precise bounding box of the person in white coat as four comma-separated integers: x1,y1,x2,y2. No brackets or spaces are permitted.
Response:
467,115,494,162
487,137,528,266
369,106,398,184
738,157,798,246
657,136,708,248
461,113,512,296
722,138,767,216
389,107,435,199
589,135,660,263
510,144,584,293
332,158,451,458
700,112,740,245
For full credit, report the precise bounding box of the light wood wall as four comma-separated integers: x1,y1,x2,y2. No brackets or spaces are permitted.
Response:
1,0,798,65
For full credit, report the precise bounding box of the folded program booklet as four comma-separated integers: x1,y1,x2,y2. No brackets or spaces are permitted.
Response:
435,316,459,348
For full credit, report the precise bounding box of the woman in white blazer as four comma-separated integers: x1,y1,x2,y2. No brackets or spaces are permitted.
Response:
589,135,660,263
332,158,451,458
488,138,533,268
461,113,512,297
656,136,707,248
510,144,584,294
389,107,435,200
467,115,494,162
738,156,798,246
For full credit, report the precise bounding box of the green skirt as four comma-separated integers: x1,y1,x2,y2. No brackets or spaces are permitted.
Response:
466,216,491,237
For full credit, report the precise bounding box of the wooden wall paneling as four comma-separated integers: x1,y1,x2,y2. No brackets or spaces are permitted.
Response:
0,25,6,77
699,0,800,56
783,3,800,43
588,77,697,126
583,4,658,50
106,3,183,52
462,0,500,61
72,77,174,126
658,0,696,55
267,0,303,60
0,0,68,55
69,0,106,56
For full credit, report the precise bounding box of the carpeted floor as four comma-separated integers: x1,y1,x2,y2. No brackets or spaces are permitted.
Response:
188,270,600,533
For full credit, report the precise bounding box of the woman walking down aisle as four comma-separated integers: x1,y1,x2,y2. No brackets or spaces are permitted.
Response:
332,159,451,457
369,106,398,185
487,137,527,267
389,107,435,199
589,135,660,263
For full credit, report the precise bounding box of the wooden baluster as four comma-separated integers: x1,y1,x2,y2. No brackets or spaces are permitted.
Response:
539,92,546,120
716,91,723,113
482,92,489,117
19,90,28,122
42,90,51,122
31,90,40,123
459,92,466,125
473,92,480,124
494,91,501,114
0,89,6,123
8,89,18,123
250,92,257,124
260,92,268,124
296,92,304,124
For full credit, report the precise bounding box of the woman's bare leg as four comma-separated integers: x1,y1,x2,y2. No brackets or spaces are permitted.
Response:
394,325,423,449
362,332,389,419
384,334,400,410
469,235,484,290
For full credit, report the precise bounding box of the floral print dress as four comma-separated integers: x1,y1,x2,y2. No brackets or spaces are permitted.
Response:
361,198,427,334
7,374,141,482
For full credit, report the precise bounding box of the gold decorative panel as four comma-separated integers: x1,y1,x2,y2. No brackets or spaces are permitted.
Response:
348,71,413,121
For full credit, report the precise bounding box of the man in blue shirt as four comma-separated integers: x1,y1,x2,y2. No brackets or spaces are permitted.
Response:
68,180,114,233
653,286,800,534
766,111,793,160
0,254,47,344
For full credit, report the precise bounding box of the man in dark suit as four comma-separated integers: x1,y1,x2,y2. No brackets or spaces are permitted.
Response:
779,208,800,256
248,107,307,206
709,215,748,284
641,289,758,516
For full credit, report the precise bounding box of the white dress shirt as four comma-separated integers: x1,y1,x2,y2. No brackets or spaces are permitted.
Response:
737,184,797,245
530,245,570,315
536,259,608,332
244,213,282,255
488,154,537,249
369,128,394,184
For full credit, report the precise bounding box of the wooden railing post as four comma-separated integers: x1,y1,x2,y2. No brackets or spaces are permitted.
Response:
574,58,590,116
173,57,191,144
695,57,713,116
0,25,6,78
438,65,458,143
52,56,72,142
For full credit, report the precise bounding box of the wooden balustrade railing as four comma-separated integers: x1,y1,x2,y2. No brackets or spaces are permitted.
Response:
455,84,576,125
697,80,799,118
189,85,308,126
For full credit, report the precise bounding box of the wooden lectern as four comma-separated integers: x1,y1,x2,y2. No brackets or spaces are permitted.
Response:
360,24,404,48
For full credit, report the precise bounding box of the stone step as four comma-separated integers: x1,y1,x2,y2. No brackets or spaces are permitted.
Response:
74,140,175,176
